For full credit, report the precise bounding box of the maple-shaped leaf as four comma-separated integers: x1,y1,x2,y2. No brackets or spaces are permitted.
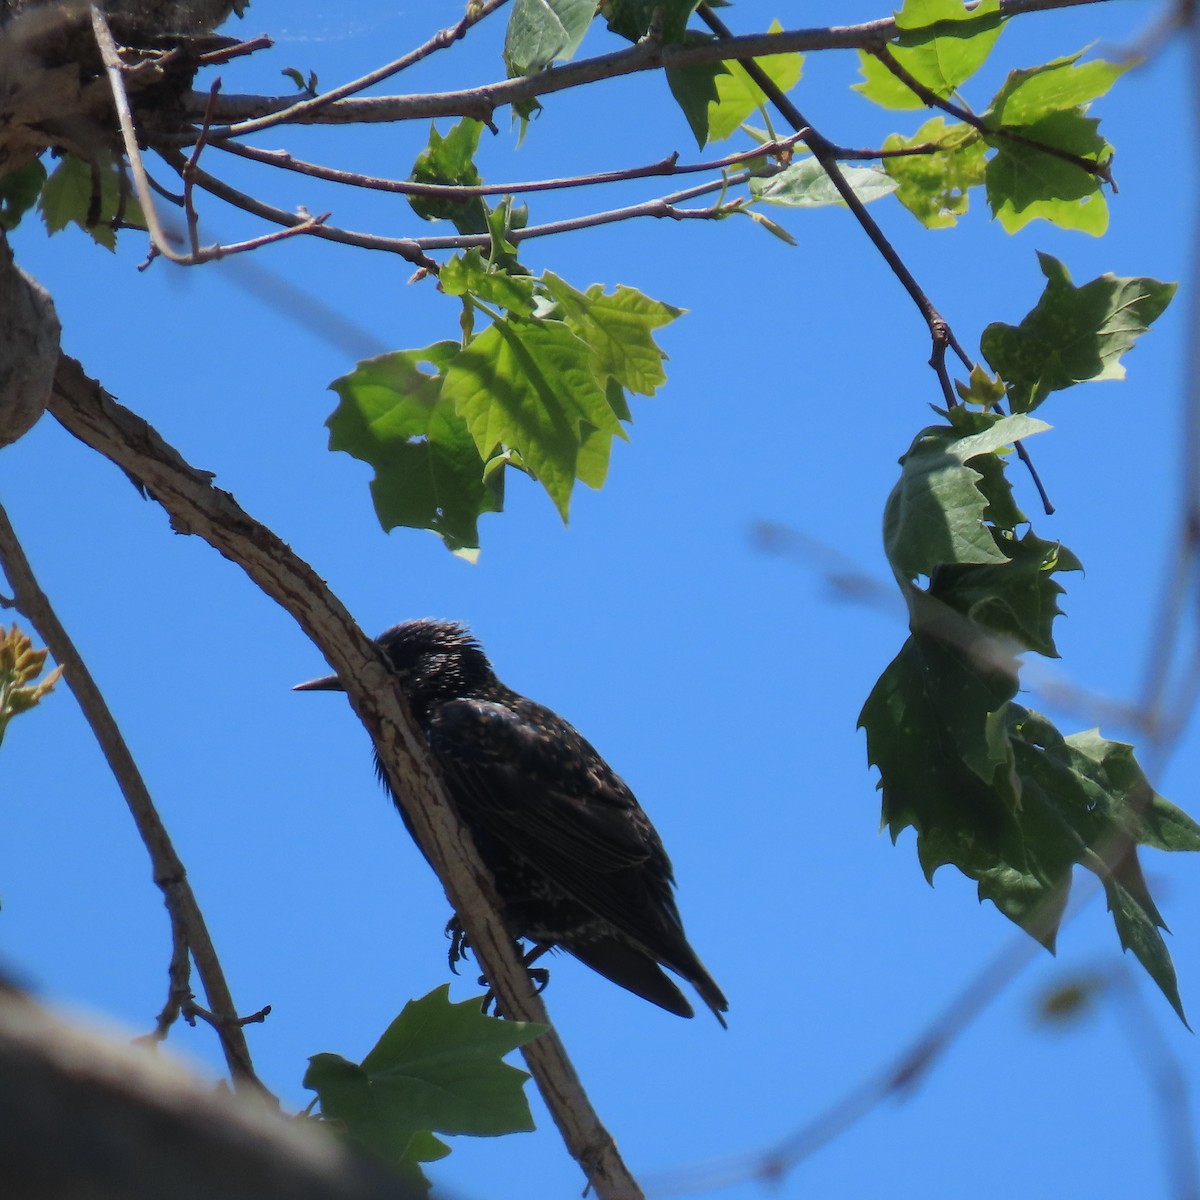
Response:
304,986,545,1194
327,344,502,553
985,50,1129,126
441,315,622,519
883,413,1048,580
540,273,683,396
884,117,987,229
504,0,594,75
981,253,1175,413
985,108,1111,235
855,0,1003,111
666,20,802,148
930,530,1082,657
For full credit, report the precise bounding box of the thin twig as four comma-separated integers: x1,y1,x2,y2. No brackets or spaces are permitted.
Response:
203,0,512,143
47,355,644,1200
90,5,195,266
157,147,440,269
211,131,808,199
0,500,273,1099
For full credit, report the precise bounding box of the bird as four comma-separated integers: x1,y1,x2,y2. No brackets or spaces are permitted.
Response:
294,618,728,1025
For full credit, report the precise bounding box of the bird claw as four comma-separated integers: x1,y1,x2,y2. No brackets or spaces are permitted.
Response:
446,917,471,975
476,944,552,1017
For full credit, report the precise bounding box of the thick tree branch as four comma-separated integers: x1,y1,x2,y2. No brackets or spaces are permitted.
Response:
0,499,270,1098
161,0,1111,140
46,353,644,1200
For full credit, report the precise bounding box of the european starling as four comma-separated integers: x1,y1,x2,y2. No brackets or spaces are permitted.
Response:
295,619,728,1025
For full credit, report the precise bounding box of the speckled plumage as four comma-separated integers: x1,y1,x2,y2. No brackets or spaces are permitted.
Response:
297,618,727,1024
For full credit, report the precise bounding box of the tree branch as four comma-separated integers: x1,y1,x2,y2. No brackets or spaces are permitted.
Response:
160,0,1112,141
0,498,272,1099
46,353,644,1200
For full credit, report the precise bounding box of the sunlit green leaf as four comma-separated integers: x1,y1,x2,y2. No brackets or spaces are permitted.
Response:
981,253,1175,412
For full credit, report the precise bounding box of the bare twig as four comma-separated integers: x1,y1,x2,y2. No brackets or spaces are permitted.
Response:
157,147,440,269
204,0,513,143
212,132,809,200
0,500,272,1099
47,355,644,1200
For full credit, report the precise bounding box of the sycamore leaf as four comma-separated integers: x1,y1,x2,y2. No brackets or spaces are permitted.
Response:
985,108,1111,235
986,51,1129,127
930,529,1082,657
540,273,683,396
504,0,595,74
884,117,986,229
1009,710,1200,1023
750,158,898,208
39,152,145,250
604,0,699,42
666,21,802,148
981,253,1176,413
440,250,536,316
883,415,1047,580
0,159,47,231
305,986,545,1194
327,344,502,552
408,120,489,233
855,0,1003,111
441,316,621,519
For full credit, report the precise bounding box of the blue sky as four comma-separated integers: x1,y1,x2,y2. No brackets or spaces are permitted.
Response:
4,2,1198,1197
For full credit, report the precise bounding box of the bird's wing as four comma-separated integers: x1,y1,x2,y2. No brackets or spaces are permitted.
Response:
426,696,686,943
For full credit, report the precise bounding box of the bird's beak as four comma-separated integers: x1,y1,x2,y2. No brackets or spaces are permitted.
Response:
293,673,345,692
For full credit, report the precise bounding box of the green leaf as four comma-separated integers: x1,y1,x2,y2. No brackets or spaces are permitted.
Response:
954,363,1008,408
304,986,545,1193
855,0,1003,110
408,120,489,234
327,344,502,552
0,159,47,231
666,21,802,148
441,316,622,519
985,108,1111,235
930,529,1082,657
604,0,699,43
38,152,145,250
1008,711,1196,1023
883,117,986,229
540,273,684,396
986,51,1129,127
882,415,1048,580
750,157,898,208
504,0,595,74
860,623,1021,850
440,250,536,316
981,253,1176,413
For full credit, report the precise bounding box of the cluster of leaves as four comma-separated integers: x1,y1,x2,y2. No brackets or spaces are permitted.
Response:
860,0,1126,234
0,624,63,750
2,151,145,249
858,255,1200,1021
327,118,682,556
303,986,544,1196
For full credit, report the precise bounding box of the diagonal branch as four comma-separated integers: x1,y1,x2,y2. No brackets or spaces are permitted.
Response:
46,353,644,1200
0,499,271,1098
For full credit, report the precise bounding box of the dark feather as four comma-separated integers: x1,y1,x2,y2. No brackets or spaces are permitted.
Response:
303,618,728,1025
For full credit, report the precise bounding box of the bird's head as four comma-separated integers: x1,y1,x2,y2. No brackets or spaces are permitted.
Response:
294,618,496,716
